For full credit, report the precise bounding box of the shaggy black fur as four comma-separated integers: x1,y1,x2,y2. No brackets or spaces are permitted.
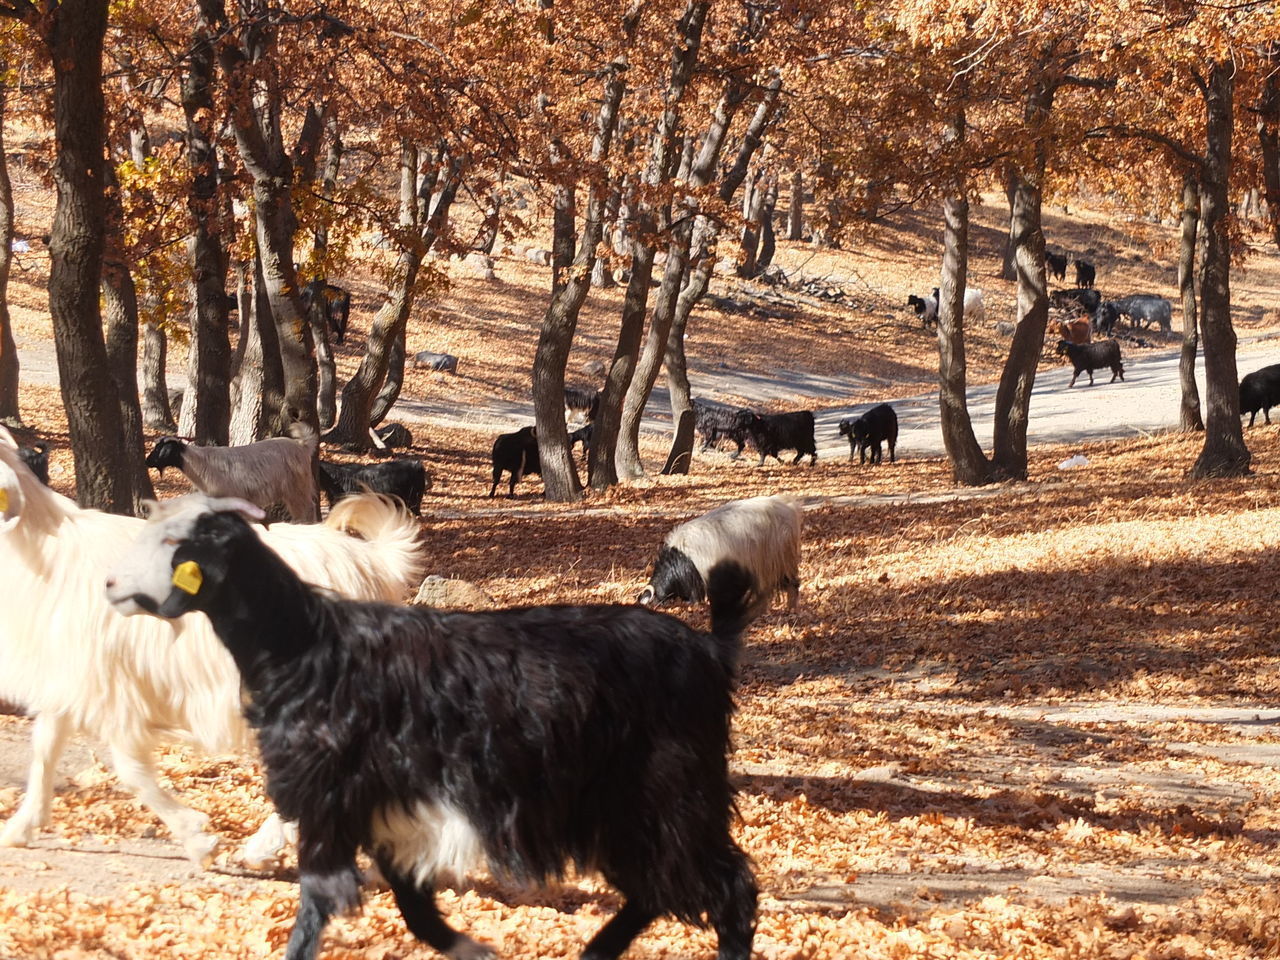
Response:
1046,251,1068,281
17,442,49,486
1073,259,1096,289
693,399,753,458
838,403,898,465
1049,287,1102,316
568,422,593,457
740,410,816,466
317,459,428,515
154,510,758,960
489,425,540,497
646,544,707,605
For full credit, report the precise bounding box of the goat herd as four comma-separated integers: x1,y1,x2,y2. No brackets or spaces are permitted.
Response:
0,421,818,960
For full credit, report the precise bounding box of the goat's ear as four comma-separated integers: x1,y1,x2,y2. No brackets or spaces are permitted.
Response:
205,497,267,522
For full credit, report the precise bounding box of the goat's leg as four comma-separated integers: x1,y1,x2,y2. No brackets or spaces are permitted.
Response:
706,845,758,960
377,857,494,959
109,740,217,866
241,812,298,869
0,711,70,847
286,866,362,960
581,900,657,960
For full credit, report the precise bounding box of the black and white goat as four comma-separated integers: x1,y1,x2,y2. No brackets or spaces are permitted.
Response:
318,459,428,516
639,495,802,621
147,427,319,522
564,385,601,424
105,495,758,960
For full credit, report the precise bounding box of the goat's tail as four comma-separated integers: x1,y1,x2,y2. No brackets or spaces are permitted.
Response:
325,493,426,596
286,421,320,450
706,561,755,659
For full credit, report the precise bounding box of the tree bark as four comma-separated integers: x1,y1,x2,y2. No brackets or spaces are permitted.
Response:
230,252,286,444
0,71,18,427
44,0,138,511
999,164,1018,281
1258,65,1280,252
991,70,1056,482
1178,171,1204,433
369,337,405,427
179,0,231,445
787,167,803,241
1192,60,1249,478
141,320,174,431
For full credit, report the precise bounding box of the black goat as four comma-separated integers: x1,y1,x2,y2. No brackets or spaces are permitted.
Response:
740,410,817,466
489,425,540,497
564,386,601,423
301,280,352,344
318,459,428,516
1240,363,1280,426
1050,287,1102,316
17,442,49,486
104,498,759,960
838,404,898,465
1046,251,1068,281
693,398,754,458
1073,259,1096,288
1056,339,1124,387
568,422,593,457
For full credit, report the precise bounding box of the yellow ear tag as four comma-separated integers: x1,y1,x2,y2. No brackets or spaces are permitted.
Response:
172,561,203,595
0,489,8,512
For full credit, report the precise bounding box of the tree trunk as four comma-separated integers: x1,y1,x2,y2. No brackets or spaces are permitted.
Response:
1000,164,1018,281
1178,171,1204,433
45,0,138,511
0,71,18,427
533,6,640,501
311,116,343,429
306,284,338,430
180,0,231,445
787,167,804,241
369,337,405,427
991,73,1056,482
1192,60,1249,478
660,233,708,475
756,175,778,273
737,169,764,278
141,321,174,430
230,252,286,444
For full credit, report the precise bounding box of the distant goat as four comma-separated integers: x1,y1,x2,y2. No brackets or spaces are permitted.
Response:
146,428,318,523
489,425,540,497
318,459,429,516
413,351,459,373
839,403,898,464
1046,251,1068,281
0,433,423,866
741,410,817,466
1050,288,1102,317
1056,339,1125,388
913,287,985,327
639,495,802,621
693,398,754,458
1073,259,1096,289
106,495,758,960
564,385,601,424
1240,364,1280,426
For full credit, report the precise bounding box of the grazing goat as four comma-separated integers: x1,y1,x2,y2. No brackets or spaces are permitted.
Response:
318,459,429,516
639,495,802,621
489,425,540,497
0,431,424,866
105,495,758,960
1056,339,1125,387
1103,294,1173,334
839,403,898,464
146,428,318,522
740,410,817,466
1240,363,1280,426
1046,251,1068,281
1073,259,1096,289
693,398,754,458
1050,287,1102,316
413,351,459,374
17,441,49,485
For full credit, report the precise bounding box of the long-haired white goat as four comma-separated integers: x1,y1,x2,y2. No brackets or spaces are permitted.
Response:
0,427,424,865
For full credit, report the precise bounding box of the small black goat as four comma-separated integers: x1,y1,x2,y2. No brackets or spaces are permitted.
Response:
693,398,754,458
568,422,593,457
1240,363,1280,426
17,442,49,486
1073,259,1096,289
489,425,540,497
318,459,428,516
838,404,898,465
1046,251,1068,281
1057,339,1124,388
104,496,758,960
741,410,817,466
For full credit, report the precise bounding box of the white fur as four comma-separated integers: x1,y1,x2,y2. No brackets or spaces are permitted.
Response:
0,432,424,865
664,495,803,617
962,288,985,325
371,800,487,887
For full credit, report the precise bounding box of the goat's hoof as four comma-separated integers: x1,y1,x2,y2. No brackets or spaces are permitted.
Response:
448,936,497,960
0,818,33,848
183,832,220,868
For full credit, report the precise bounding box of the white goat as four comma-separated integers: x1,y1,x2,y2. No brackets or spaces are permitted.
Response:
0,428,424,865
145,426,318,522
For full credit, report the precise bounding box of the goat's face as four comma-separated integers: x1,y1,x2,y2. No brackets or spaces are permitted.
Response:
837,419,854,438
145,437,186,474
105,494,265,619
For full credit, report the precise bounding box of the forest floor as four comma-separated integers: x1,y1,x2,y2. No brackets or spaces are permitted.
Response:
6,164,1280,959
